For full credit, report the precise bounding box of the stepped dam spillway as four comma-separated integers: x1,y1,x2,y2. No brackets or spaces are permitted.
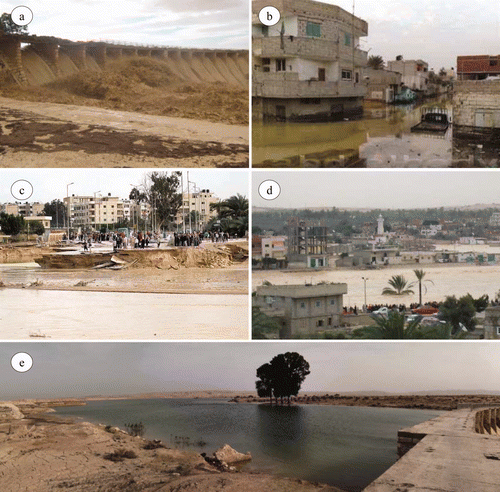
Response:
0,34,249,89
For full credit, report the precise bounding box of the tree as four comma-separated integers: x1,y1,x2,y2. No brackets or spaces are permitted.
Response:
439,295,477,333
24,220,45,236
252,307,281,339
382,275,415,296
131,171,182,231
209,194,248,237
464,293,489,313
413,269,434,306
255,352,310,406
367,55,384,70
0,13,28,34
352,311,461,339
43,199,67,228
0,212,24,235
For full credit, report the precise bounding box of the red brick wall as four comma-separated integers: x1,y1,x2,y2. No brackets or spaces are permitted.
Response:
457,55,500,74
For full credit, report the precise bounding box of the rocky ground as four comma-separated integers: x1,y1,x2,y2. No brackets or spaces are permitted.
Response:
0,401,341,492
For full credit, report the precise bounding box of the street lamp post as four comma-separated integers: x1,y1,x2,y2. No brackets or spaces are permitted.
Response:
362,277,369,312
66,182,74,240
93,191,101,232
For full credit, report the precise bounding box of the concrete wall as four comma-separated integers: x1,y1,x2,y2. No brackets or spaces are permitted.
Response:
0,35,248,88
453,80,500,128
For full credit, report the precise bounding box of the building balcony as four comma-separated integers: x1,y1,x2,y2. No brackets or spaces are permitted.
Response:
253,71,367,99
253,36,367,66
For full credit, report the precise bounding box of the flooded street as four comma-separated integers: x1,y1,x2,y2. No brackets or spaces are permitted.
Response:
252,97,471,167
0,289,248,339
253,263,500,309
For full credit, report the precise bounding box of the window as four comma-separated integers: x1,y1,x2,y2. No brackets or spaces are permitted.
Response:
328,317,332,325
315,300,321,307
300,302,306,309
344,33,351,46
262,58,270,65
341,70,352,81
276,58,286,72
316,319,324,327
262,25,269,37
306,22,321,37
330,299,335,305
318,68,325,81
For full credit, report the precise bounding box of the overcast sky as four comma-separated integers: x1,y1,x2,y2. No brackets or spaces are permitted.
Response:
2,0,248,49
253,170,500,210
0,169,248,204
2,342,499,400
331,0,499,71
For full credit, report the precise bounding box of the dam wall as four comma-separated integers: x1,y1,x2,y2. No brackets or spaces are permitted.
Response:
0,34,249,89
364,406,500,491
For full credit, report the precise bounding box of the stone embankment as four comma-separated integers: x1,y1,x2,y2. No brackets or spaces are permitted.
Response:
364,405,500,491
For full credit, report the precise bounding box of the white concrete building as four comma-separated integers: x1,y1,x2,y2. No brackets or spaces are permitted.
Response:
387,59,429,91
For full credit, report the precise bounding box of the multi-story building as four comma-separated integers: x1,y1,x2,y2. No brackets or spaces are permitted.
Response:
64,194,124,230
176,189,219,230
252,0,368,121
387,58,429,91
287,217,329,267
262,235,287,259
1,202,44,216
254,283,348,337
457,55,500,80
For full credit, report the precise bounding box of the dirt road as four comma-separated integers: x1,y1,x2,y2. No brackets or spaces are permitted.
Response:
0,97,248,167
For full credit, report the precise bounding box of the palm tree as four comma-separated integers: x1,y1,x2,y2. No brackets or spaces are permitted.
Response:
367,55,384,70
382,275,415,296
413,269,434,306
353,311,462,339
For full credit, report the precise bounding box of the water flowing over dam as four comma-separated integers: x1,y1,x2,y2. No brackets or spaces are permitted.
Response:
0,34,248,89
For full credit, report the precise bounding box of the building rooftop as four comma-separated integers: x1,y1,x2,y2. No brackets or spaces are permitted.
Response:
256,283,347,298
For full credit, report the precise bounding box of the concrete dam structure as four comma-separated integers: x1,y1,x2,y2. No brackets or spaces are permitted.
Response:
364,405,500,491
0,34,249,89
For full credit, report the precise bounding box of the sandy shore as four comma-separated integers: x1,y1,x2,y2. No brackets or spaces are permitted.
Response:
0,400,341,492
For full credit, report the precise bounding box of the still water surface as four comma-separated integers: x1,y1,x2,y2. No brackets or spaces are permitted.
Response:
253,98,456,167
55,398,442,491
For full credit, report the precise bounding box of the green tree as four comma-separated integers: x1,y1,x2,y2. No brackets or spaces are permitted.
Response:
439,295,477,333
131,171,182,231
464,293,489,313
209,194,248,237
413,269,434,306
0,212,24,235
255,352,310,406
382,274,415,296
252,307,281,339
367,55,384,70
0,13,28,34
24,220,45,236
352,311,460,339
43,199,67,228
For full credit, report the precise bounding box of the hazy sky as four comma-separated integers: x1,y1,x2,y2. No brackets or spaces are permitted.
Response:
2,0,248,49
2,342,500,400
253,170,500,210
0,169,248,204
332,0,499,71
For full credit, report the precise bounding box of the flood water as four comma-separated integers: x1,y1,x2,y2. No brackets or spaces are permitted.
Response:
253,97,465,167
54,398,442,491
0,289,247,339
253,263,500,309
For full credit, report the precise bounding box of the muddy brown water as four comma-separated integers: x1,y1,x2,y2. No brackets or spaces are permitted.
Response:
252,97,487,168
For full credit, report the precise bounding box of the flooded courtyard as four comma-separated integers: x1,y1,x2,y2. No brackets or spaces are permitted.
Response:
253,96,498,167
253,262,500,309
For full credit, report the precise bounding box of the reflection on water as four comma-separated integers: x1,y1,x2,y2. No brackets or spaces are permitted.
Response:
0,289,247,339
253,98,465,167
55,399,442,491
